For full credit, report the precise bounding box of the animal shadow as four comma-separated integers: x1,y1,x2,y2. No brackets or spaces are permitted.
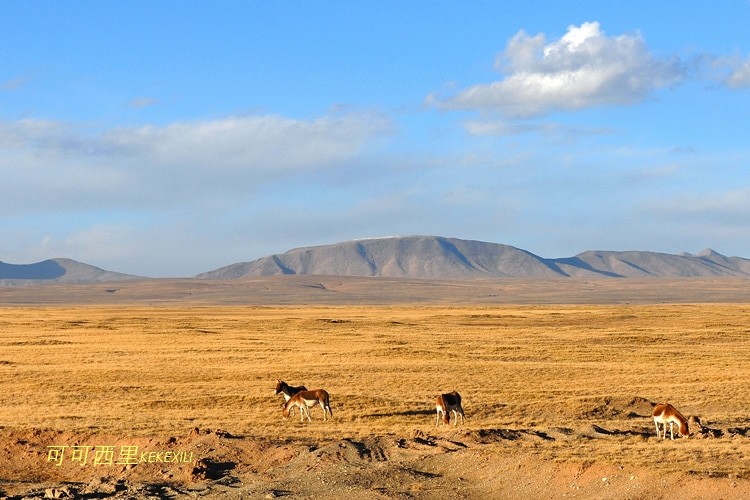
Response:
591,424,651,438
463,428,555,444
368,409,434,418
133,482,189,499
190,458,236,480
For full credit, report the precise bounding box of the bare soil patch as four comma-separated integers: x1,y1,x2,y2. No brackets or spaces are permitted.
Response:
1,276,749,305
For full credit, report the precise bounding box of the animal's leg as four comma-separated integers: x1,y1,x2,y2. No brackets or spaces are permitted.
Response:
654,420,659,438
283,393,293,417
305,405,313,423
669,421,675,440
456,406,465,425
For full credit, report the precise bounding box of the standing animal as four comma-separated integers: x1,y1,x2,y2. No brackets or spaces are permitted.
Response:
274,380,307,403
274,380,307,417
652,403,689,439
283,389,333,422
436,391,465,427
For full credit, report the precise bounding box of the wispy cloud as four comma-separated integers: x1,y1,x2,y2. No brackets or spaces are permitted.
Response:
463,118,613,138
725,57,750,89
428,22,685,117
1,76,28,91
644,187,750,224
693,53,750,89
102,113,391,170
128,96,159,108
0,111,393,214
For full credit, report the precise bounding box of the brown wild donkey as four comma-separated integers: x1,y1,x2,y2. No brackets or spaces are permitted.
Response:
283,389,333,423
436,391,465,427
653,403,689,439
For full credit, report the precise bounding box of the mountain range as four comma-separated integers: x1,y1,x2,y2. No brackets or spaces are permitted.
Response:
194,236,750,280
2,236,749,283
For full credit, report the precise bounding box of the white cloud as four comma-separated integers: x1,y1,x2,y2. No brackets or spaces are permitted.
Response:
99,113,390,172
1,76,28,91
644,187,750,224
128,96,159,108
0,112,392,214
695,53,750,89
463,118,613,138
726,57,750,89
44,224,138,261
429,22,685,117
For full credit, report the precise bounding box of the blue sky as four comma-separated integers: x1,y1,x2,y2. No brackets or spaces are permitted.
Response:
2,2,750,277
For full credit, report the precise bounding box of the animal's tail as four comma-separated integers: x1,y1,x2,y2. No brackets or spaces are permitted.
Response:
326,393,333,418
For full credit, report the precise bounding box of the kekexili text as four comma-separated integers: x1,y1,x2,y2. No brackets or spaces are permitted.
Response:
46,445,194,467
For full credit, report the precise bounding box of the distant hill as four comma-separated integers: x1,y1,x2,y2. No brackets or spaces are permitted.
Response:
195,236,750,279
4,237,749,284
0,258,142,284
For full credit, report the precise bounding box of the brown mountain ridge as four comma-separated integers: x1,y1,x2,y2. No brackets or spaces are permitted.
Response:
195,236,750,280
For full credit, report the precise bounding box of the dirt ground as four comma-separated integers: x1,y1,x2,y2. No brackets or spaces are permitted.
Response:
2,421,750,499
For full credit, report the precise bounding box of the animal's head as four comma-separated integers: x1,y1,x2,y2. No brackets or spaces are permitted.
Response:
442,412,450,425
282,404,290,420
274,379,283,395
680,420,690,437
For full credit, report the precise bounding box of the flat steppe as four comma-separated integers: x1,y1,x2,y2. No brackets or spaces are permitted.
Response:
1,278,750,498
1,275,750,305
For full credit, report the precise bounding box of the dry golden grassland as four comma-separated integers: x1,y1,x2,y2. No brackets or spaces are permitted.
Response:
2,304,750,479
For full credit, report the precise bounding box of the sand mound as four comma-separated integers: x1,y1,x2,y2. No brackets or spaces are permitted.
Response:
581,395,656,419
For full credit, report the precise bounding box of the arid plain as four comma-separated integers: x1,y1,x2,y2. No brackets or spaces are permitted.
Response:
2,278,750,498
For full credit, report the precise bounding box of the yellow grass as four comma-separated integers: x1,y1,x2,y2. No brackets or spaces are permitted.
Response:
2,304,750,476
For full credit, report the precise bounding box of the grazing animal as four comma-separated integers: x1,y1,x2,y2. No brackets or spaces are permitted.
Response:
436,391,465,427
653,403,689,440
274,380,307,417
283,389,333,422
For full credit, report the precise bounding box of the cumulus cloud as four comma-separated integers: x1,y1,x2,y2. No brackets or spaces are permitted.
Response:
428,22,685,117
